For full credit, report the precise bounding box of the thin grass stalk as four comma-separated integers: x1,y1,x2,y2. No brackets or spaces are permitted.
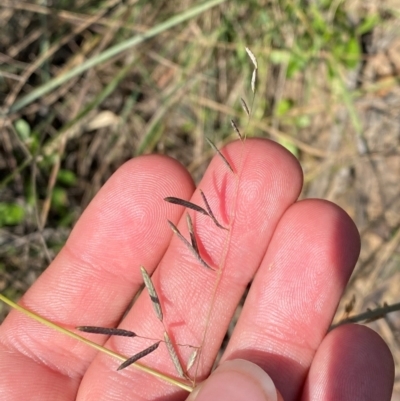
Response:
0,294,193,392
8,0,227,114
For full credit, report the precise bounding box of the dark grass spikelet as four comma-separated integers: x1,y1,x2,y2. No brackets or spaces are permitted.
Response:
167,220,214,270
186,213,199,254
140,265,163,322
164,197,209,216
205,137,234,173
240,97,250,116
117,341,161,371
77,326,137,337
230,119,243,141
199,190,228,230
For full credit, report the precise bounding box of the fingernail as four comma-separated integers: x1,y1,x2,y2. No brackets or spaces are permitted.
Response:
186,359,280,401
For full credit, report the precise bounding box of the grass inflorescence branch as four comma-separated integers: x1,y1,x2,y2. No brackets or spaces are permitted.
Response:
205,137,234,173
167,220,214,271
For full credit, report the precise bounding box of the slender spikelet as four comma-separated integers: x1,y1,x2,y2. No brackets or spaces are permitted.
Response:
167,220,214,270
164,331,185,378
164,197,209,216
186,213,199,254
186,348,199,371
245,46,258,70
240,97,250,116
165,195,226,230
117,341,161,371
140,266,163,322
77,326,137,337
199,189,227,230
251,70,257,94
230,119,243,141
245,47,258,94
205,137,234,173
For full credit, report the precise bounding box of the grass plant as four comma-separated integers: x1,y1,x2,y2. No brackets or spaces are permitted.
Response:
1,0,400,396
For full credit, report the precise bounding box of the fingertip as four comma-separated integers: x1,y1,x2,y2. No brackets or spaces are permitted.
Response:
330,324,394,380
223,138,304,198
187,359,283,401
306,324,394,401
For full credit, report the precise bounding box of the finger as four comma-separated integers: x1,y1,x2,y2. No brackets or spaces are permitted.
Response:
78,139,303,399
0,155,194,400
303,324,394,401
186,359,283,401
222,199,361,401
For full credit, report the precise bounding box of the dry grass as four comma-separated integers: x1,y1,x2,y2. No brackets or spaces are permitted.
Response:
1,0,400,398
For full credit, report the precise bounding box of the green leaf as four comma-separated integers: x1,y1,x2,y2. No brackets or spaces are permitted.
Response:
0,203,26,226
310,5,327,35
276,99,293,117
343,37,361,69
14,119,31,141
287,54,306,77
51,187,68,209
357,15,380,35
57,169,77,186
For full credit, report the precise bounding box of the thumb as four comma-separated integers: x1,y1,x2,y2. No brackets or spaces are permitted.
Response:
186,359,283,401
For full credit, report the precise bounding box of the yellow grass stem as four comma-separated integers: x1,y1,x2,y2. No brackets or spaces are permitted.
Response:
0,294,193,392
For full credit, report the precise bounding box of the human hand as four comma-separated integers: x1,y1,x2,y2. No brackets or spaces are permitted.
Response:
0,139,394,400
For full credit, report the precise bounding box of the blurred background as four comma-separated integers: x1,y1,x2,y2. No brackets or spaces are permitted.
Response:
0,0,400,398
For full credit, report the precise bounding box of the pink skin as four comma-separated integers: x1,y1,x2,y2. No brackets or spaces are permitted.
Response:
0,139,394,401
